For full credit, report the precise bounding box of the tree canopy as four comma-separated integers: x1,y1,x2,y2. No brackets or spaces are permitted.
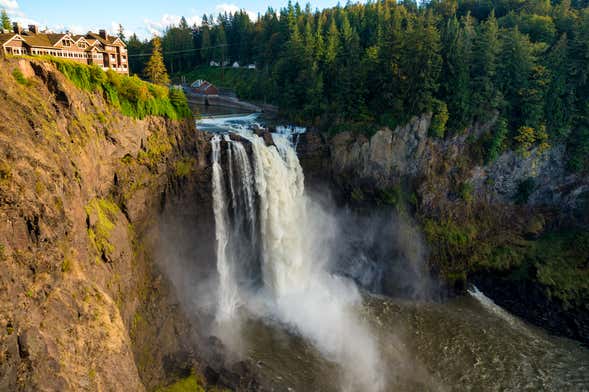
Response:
127,0,589,171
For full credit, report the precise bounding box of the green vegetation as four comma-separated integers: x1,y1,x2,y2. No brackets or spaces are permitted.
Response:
459,182,474,203
128,0,589,170
12,68,30,86
137,131,173,168
533,230,589,306
45,57,190,120
156,374,205,392
0,161,11,183
85,198,120,262
425,213,589,306
173,66,263,102
174,158,195,177
430,100,449,138
144,36,170,85
514,178,536,204
1,9,10,30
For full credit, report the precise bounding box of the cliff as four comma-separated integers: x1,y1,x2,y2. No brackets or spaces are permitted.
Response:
0,58,215,390
297,116,589,345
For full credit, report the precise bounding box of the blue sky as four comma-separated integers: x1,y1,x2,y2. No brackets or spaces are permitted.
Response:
1,0,342,39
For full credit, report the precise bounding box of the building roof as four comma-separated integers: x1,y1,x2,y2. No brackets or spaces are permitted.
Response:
85,32,125,47
2,28,126,53
18,32,67,48
0,33,16,46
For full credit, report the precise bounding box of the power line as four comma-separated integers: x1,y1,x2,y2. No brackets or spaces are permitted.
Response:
127,43,232,58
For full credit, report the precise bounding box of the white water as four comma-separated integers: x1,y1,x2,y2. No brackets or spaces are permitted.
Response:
211,135,240,320
208,120,385,391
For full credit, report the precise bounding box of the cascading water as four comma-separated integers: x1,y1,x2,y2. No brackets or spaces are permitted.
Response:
208,121,384,391
191,115,589,391
211,135,240,320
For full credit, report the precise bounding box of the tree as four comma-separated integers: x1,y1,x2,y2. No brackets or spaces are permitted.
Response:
127,33,150,76
544,34,573,138
440,15,472,130
144,36,170,85
1,9,10,30
471,11,501,122
117,24,125,41
200,25,212,64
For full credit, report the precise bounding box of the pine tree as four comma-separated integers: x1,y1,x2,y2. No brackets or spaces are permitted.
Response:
1,9,10,30
441,15,472,130
144,36,170,85
324,18,339,66
471,11,500,122
497,27,538,130
201,25,211,64
117,24,125,41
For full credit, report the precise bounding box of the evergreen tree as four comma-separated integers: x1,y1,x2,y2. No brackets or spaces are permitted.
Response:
127,33,148,75
497,27,537,129
212,26,227,64
117,24,125,41
200,25,212,64
144,36,170,85
471,11,500,121
440,15,472,130
1,9,10,30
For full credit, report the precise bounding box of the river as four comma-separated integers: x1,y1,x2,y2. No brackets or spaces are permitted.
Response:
196,114,589,392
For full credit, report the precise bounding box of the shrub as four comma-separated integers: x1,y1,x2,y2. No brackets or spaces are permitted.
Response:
156,374,206,392
486,117,508,163
430,99,449,138
85,198,120,261
12,68,29,85
514,177,535,204
459,182,474,203
174,158,194,177
45,57,191,120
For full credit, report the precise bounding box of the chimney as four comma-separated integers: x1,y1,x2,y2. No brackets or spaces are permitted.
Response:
13,22,22,35
99,29,107,39
28,25,39,34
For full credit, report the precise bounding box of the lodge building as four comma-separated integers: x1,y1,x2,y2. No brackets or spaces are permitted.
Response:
0,23,128,74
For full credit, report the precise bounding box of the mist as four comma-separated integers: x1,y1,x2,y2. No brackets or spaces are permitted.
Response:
154,118,434,390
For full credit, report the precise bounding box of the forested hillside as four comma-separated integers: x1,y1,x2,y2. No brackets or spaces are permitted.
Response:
128,0,589,172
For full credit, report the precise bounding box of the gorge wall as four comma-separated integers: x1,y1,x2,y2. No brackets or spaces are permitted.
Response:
0,58,217,391
297,115,589,345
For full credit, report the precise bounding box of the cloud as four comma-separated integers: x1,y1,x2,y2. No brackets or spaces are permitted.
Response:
142,13,201,38
215,3,257,20
0,0,19,11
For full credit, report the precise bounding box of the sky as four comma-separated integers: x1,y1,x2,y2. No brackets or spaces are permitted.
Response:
0,0,342,40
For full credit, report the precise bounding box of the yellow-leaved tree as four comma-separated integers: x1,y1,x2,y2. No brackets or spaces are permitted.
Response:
144,36,170,86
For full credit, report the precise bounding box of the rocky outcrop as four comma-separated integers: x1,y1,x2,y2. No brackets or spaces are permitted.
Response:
296,114,589,345
0,58,214,391
299,115,588,214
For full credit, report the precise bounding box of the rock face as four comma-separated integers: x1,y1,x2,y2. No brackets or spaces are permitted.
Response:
326,115,432,189
0,58,214,391
297,113,589,345
299,115,588,214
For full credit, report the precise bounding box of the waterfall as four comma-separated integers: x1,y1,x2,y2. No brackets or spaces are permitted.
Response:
209,128,384,391
211,135,240,320
248,134,309,296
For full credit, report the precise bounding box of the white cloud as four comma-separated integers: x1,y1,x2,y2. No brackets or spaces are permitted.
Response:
215,3,257,20
142,13,201,38
0,0,19,11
